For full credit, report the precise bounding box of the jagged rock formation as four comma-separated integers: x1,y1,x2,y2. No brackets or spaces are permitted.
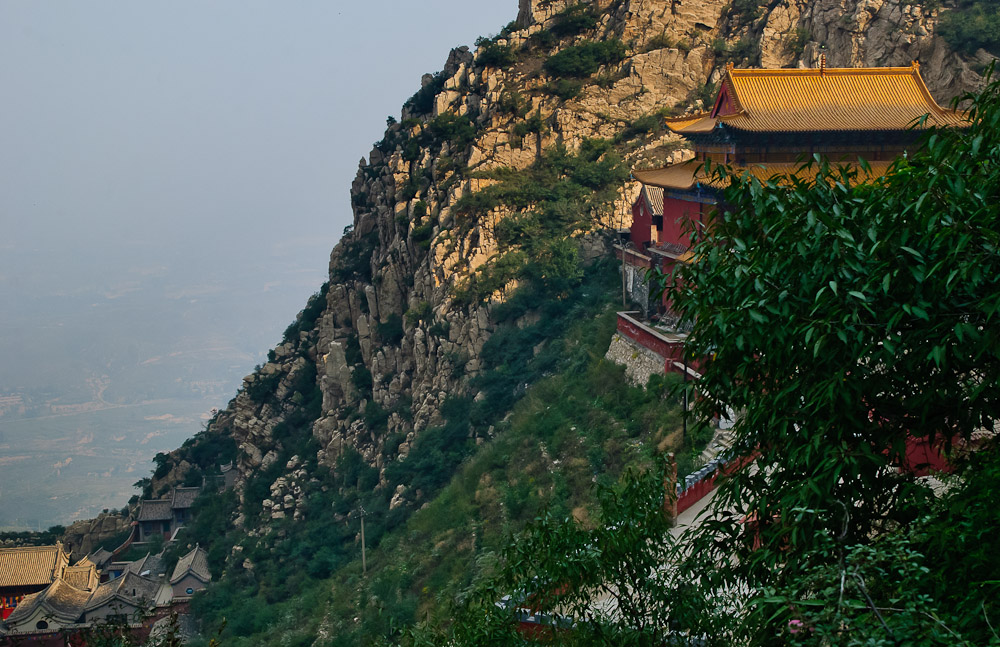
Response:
749,0,987,99
61,512,130,561
148,0,983,524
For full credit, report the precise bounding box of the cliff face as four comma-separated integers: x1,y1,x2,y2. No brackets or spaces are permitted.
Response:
150,0,982,523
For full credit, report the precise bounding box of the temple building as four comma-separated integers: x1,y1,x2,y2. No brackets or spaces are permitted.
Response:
0,544,71,620
169,546,211,600
0,549,186,638
613,61,967,376
135,485,201,543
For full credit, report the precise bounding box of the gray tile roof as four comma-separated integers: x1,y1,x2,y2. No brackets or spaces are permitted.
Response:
170,487,200,510
170,546,211,585
84,572,158,612
137,499,172,522
86,548,114,569
6,578,91,625
643,185,664,216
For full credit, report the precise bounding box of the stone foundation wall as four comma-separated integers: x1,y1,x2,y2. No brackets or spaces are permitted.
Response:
604,332,666,387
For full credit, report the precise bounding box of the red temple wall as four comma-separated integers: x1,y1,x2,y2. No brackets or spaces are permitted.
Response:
629,199,652,246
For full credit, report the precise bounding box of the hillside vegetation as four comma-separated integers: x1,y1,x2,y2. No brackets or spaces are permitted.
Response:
126,1,991,646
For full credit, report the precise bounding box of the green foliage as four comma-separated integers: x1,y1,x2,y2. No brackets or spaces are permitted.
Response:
496,89,530,117
614,109,675,144
549,4,599,37
410,220,435,248
526,28,558,51
405,300,432,326
165,489,238,573
352,365,373,393
0,526,67,547
543,39,627,78
453,142,628,301
510,112,545,148
427,113,478,151
546,77,584,99
754,447,1000,645
152,452,172,480
643,31,677,52
692,81,719,110
400,173,421,201
376,313,405,345
938,0,1000,55
282,282,329,344
431,458,722,646
333,230,378,283
785,26,811,57
712,37,760,64
476,39,518,68
188,265,706,647
728,0,765,24
655,73,1000,641
384,396,473,496
243,371,281,401
403,72,445,115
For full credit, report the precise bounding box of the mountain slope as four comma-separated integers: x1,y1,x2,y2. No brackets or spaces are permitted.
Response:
139,1,985,644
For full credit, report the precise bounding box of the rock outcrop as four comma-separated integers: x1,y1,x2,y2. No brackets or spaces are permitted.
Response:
147,0,985,526
61,512,131,561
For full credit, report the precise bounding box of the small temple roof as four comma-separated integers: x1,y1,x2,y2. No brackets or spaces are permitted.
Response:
86,548,114,569
170,487,200,510
0,544,68,589
62,563,99,592
170,546,211,585
666,63,967,134
137,499,173,522
6,578,91,625
632,159,893,191
641,185,664,216
84,571,159,612
124,552,165,578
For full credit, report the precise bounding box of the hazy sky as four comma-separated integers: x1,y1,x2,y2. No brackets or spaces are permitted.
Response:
1,1,515,278
0,2,518,526
0,1,516,380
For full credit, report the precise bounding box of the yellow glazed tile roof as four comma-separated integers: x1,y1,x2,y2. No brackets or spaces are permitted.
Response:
667,63,967,134
632,159,893,190
0,544,68,589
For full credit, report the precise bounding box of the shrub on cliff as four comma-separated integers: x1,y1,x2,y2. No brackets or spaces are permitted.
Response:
476,36,517,68
550,4,599,37
543,39,626,78
938,0,1000,55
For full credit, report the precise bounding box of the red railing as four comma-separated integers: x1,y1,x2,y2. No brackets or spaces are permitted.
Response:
675,453,756,515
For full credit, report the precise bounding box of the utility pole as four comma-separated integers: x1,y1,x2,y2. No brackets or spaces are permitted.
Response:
621,240,628,307
359,505,367,576
682,352,689,446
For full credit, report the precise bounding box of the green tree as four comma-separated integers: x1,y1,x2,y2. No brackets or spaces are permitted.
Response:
662,74,1000,641
431,72,1000,647
422,457,728,646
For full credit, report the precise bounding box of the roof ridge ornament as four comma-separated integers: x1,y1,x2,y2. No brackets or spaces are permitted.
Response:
820,54,826,75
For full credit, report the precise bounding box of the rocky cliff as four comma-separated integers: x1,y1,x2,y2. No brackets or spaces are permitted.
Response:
146,0,982,543
117,1,993,643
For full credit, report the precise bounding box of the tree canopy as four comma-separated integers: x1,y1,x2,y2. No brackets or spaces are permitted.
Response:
664,69,1000,644
428,74,1000,645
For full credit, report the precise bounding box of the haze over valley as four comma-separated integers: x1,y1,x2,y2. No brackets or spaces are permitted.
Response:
0,1,514,529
